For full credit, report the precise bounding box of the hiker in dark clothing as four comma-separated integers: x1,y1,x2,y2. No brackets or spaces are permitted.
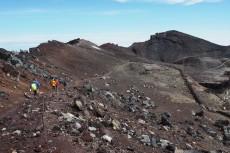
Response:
59,79,67,90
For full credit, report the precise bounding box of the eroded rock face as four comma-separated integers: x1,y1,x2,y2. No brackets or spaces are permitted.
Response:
2,62,20,79
127,30,226,63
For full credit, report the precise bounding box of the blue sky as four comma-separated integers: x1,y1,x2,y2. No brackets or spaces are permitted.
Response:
0,0,229,51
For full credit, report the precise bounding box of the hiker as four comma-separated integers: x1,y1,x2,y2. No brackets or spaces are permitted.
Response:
55,78,60,92
50,78,59,94
30,79,38,98
60,78,67,90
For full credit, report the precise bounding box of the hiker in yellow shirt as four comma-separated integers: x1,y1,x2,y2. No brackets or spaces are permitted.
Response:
30,78,38,98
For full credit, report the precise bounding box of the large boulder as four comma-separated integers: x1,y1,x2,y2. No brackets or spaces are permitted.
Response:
0,48,11,61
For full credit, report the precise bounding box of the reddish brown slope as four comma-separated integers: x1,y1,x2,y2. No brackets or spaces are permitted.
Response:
29,40,124,80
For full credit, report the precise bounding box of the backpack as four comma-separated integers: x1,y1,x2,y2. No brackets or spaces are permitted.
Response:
31,83,37,91
36,81,40,88
55,80,59,86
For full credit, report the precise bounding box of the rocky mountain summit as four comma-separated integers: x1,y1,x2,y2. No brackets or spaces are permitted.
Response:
0,30,230,153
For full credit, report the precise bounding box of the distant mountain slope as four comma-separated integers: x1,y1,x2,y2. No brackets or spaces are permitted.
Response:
142,30,229,63
101,30,230,63
28,39,124,79
100,30,230,87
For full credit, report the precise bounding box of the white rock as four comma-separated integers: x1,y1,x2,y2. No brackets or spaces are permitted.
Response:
75,100,83,110
32,133,37,137
99,103,104,107
75,122,81,130
127,134,132,139
101,135,112,142
186,143,194,149
62,112,78,122
90,133,96,138
88,127,97,131
105,91,115,99
138,119,146,125
13,130,21,135
23,114,28,118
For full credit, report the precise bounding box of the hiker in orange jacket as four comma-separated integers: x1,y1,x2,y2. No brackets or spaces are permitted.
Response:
50,78,59,94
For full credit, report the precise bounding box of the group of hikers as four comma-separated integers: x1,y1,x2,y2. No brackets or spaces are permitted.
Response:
30,77,67,98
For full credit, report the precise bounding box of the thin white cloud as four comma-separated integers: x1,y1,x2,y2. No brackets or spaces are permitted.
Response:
103,10,126,15
0,34,75,51
82,32,149,47
115,0,129,2
102,9,141,15
114,0,222,5
192,30,230,46
1,8,50,15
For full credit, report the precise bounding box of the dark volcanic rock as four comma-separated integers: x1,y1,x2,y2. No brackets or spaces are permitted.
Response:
67,38,80,45
215,119,229,128
0,91,9,99
200,124,217,137
223,126,230,142
0,48,11,61
161,112,172,127
81,132,93,142
3,62,20,78
195,110,204,117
